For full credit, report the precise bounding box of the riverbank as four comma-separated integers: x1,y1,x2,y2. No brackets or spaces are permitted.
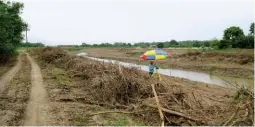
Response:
67,48,254,79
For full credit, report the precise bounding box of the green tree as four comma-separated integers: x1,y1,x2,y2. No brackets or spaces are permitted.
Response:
204,41,210,47
192,41,201,47
223,26,245,48
250,22,254,35
157,43,164,48
169,40,178,46
0,1,26,61
223,26,245,40
218,40,231,49
209,38,220,49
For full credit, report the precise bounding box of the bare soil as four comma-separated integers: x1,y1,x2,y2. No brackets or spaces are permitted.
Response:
23,53,50,125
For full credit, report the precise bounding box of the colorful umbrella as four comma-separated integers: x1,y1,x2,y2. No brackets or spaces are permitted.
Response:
140,49,171,60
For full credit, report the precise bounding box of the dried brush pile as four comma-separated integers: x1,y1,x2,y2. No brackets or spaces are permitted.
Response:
31,47,165,104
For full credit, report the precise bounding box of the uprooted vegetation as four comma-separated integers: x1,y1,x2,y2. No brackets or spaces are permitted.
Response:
30,47,254,126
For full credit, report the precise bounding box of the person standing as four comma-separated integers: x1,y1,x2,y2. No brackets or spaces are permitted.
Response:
148,61,155,77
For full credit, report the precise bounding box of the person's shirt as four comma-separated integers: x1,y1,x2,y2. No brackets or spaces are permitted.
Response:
148,64,154,72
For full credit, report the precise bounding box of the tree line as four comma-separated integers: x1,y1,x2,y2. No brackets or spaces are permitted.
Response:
19,42,45,47
79,23,254,49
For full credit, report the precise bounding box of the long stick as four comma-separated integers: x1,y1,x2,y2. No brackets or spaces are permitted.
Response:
151,84,164,126
89,110,148,115
222,107,240,126
148,104,204,124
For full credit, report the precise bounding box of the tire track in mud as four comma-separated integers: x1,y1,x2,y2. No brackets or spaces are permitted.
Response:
24,53,49,126
0,54,21,94
0,53,31,125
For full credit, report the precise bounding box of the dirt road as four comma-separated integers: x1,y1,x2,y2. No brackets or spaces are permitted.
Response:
24,53,50,125
0,54,21,94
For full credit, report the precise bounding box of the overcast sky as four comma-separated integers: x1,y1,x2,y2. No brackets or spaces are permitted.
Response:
17,0,253,45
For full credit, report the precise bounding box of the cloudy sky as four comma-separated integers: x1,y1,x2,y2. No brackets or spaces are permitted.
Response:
17,0,253,45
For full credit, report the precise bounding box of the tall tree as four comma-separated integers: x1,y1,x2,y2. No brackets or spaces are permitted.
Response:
223,26,245,48
249,22,254,35
223,26,245,41
0,0,26,59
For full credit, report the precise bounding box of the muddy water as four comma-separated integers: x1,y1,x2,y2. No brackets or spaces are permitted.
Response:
77,53,254,89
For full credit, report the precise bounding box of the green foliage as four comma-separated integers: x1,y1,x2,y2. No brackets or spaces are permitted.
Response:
209,38,220,49
218,40,231,49
20,42,44,47
234,86,253,101
169,39,178,46
219,25,254,49
204,41,210,47
108,116,127,126
192,41,202,47
223,26,245,41
250,22,254,35
0,0,26,59
157,42,164,48
81,42,133,48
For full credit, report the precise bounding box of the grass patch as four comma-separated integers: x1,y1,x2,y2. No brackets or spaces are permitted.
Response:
106,115,145,126
47,64,72,87
71,111,89,125
107,116,128,126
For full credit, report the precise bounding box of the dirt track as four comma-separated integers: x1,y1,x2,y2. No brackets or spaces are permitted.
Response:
0,53,50,126
0,54,21,94
24,53,49,125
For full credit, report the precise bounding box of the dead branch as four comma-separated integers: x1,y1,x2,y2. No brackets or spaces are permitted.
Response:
57,98,129,109
147,104,205,124
151,84,165,127
171,95,181,105
192,92,203,109
183,99,194,110
89,110,148,115
222,106,240,126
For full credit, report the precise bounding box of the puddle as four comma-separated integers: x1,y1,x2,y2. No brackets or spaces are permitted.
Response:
77,53,254,89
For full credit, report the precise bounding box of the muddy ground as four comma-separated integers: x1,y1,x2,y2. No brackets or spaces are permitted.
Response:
68,48,254,78
0,47,253,126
